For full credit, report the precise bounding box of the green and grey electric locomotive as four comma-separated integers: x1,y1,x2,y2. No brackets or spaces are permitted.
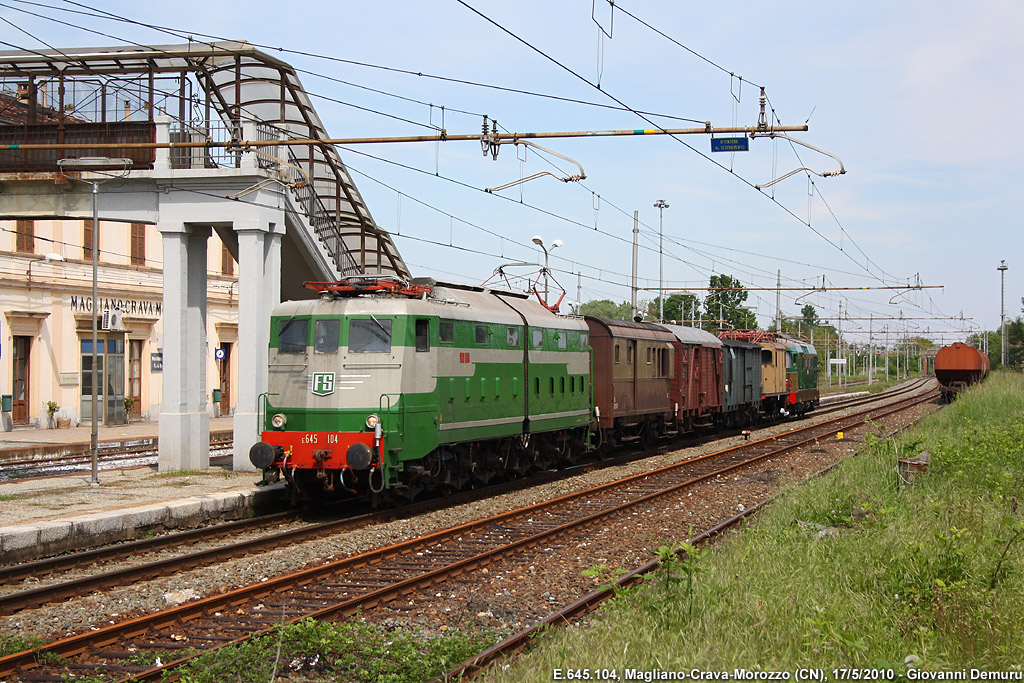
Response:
249,277,593,502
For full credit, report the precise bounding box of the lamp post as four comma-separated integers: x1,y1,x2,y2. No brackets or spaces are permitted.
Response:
653,199,669,322
531,235,562,307
57,157,132,487
998,260,1008,368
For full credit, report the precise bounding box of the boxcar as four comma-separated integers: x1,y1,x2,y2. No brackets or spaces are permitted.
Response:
657,324,724,432
585,317,674,448
720,337,762,426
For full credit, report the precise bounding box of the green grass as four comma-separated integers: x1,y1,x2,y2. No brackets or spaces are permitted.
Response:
173,617,495,683
486,372,1024,681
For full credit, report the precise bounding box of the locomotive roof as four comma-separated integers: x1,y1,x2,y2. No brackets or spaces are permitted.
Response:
655,323,723,348
271,280,585,331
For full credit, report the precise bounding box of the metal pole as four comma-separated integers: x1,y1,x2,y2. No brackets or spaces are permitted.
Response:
90,180,99,487
631,210,639,319
776,270,782,332
998,260,1008,367
542,246,549,306
654,200,669,322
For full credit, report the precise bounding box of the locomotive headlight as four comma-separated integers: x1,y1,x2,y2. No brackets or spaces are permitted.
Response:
271,413,288,429
365,414,380,430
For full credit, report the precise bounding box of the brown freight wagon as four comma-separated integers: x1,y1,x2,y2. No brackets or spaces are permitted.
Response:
585,317,674,449
657,323,724,432
934,342,990,401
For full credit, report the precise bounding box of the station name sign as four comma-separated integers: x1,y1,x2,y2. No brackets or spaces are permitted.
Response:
711,136,750,153
70,295,163,317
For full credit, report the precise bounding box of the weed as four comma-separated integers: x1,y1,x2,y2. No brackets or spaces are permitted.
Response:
174,617,495,683
0,632,43,657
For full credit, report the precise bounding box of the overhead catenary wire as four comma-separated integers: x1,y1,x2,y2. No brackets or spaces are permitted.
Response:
0,1,964,336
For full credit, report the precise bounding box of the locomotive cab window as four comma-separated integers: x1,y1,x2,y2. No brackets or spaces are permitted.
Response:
761,349,773,365
507,327,520,347
439,321,455,344
475,325,489,344
278,319,309,354
557,332,567,350
415,319,430,352
314,319,340,354
349,318,392,353
533,329,543,348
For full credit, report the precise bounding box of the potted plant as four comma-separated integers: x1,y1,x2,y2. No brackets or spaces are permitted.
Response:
124,396,135,424
46,400,59,429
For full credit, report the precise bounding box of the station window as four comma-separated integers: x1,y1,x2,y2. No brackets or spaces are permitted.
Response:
439,321,454,344
314,319,340,354
350,318,392,353
278,319,308,354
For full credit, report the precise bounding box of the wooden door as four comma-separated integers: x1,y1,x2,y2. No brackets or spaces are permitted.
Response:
128,340,142,418
12,336,30,425
219,342,232,415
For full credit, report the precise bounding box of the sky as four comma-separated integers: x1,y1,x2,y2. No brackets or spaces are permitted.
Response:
2,0,1021,345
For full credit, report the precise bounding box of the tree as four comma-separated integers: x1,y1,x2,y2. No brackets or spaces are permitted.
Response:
580,299,633,321
647,293,701,324
703,274,757,331
800,304,821,327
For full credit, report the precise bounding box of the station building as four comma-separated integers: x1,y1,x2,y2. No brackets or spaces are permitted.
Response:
0,218,238,428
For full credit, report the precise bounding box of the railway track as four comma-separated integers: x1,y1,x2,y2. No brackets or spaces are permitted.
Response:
0,433,234,481
0,384,937,682
0,379,929,616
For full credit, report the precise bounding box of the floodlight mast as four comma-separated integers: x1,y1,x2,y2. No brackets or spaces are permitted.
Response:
56,157,133,488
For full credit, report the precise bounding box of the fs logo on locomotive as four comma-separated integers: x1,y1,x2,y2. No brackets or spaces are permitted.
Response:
311,372,335,396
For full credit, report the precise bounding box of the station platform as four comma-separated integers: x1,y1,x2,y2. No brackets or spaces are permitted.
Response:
0,417,284,564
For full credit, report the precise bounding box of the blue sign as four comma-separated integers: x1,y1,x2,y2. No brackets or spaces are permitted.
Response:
215,348,226,360
711,136,750,153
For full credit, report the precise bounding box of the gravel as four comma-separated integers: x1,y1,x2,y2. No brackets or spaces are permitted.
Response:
0,382,940,644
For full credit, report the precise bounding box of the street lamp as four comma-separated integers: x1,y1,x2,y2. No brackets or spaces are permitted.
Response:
998,260,1008,367
57,157,132,487
531,235,562,307
653,199,669,322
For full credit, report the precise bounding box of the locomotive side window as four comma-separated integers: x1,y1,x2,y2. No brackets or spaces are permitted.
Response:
439,321,454,344
507,327,520,347
415,319,430,352
580,332,589,348
614,343,621,363
314,319,340,354
278,319,308,354
557,332,567,350
533,329,543,348
761,349,773,365
349,318,392,353
475,325,489,344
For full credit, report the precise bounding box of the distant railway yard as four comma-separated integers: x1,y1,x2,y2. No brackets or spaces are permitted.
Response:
0,377,947,682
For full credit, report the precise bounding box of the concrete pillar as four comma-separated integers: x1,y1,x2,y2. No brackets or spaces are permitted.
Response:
233,221,282,471
154,116,171,171
158,222,211,471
